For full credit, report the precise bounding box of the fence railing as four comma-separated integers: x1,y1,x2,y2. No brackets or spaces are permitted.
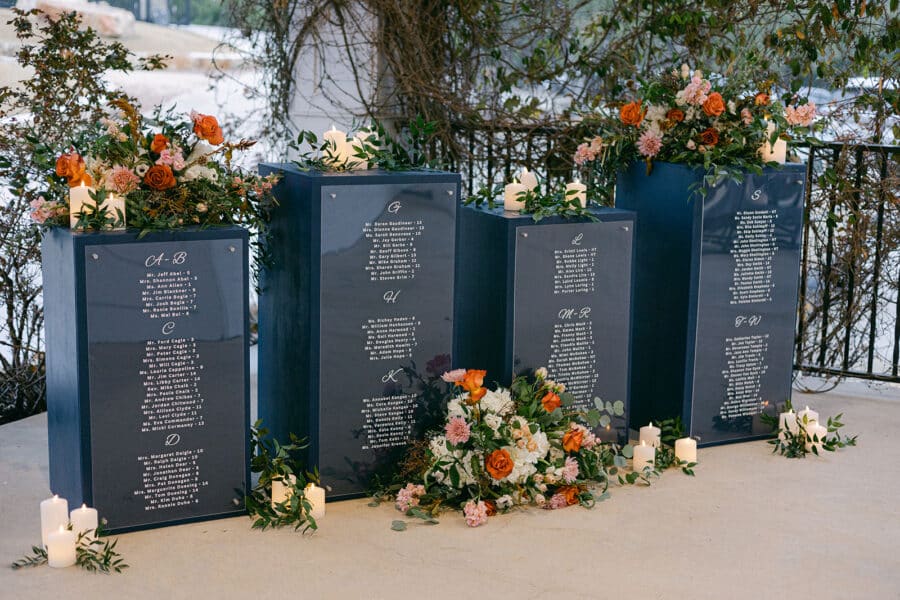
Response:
794,142,899,382
439,125,899,383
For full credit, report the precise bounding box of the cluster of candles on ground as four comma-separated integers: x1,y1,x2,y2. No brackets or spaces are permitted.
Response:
503,167,587,211
38,495,98,568
632,423,698,470
69,183,126,230
271,476,327,520
779,405,828,451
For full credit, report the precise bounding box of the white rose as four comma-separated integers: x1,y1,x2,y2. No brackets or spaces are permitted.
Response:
535,367,548,379
681,64,691,79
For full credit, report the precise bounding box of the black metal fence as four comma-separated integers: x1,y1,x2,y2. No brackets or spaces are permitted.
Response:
440,125,899,383
794,142,899,382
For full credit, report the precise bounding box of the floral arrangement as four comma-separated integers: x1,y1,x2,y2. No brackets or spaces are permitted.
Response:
573,64,819,196
387,368,692,528
31,99,278,233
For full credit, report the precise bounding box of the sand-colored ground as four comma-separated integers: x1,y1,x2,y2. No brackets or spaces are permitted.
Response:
1,378,898,599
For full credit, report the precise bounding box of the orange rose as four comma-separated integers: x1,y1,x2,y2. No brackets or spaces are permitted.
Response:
485,449,514,480
562,428,584,452
458,369,487,404
193,113,224,145
702,92,726,117
55,152,87,187
459,369,486,392
150,134,169,154
484,500,497,517
699,127,720,146
619,101,645,126
754,92,770,106
666,108,685,123
467,387,487,405
558,486,580,506
541,391,561,413
143,164,176,190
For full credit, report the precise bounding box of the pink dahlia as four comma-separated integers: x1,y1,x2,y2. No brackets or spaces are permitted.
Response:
637,130,663,158
157,148,186,171
395,483,426,512
547,493,569,510
29,196,64,224
463,500,488,527
573,143,595,166
676,76,711,106
785,102,816,127
561,456,579,483
105,165,141,194
445,416,471,445
441,368,467,383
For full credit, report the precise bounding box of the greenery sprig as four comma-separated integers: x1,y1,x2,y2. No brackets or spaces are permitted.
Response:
761,400,858,458
292,117,441,173
11,524,127,574
464,182,599,222
71,189,125,231
244,420,318,532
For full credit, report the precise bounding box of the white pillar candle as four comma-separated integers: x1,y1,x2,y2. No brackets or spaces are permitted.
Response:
797,406,819,427
638,422,661,448
633,440,655,471
778,409,799,440
70,504,98,540
69,183,94,229
104,192,126,230
40,495,69,548
47,526,77,568
504,180,527,211
305,483,326,520
674,437,697,463
270,474,297,509
760,121,787,164
805,422,828,453
565,178,587,208
322,125,351,166
519,166,539,191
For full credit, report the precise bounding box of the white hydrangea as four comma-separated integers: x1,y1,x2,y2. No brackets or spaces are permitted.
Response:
186,141,217,164
454,449,479,486
483,413,502,433
182,165,218,182
480,388,514,416
446,396,467,419
429,435,451,459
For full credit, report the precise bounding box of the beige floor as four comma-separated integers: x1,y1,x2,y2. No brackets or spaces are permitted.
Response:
1,380,899,600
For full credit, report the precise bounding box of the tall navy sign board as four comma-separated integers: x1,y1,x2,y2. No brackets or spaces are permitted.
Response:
258,165,459,499
616,162,805,446
42,228,250,533
455,206,635,444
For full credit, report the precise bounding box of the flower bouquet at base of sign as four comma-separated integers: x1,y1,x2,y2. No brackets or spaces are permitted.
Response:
31,98,279,235
573,64,820,201
387,367,642,528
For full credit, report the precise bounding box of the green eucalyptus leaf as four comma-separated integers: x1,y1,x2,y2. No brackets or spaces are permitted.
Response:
391,520,408,532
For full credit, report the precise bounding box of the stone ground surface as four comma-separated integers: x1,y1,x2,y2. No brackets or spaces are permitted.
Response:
1,378,898,599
